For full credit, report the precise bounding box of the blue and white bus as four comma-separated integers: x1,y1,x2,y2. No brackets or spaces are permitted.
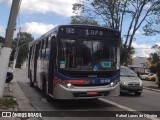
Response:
28,25,120,101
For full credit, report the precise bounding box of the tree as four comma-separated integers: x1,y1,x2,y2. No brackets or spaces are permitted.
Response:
0,36,4,43
121,44,135,65
148,53,159,73
148,44,160,66
143,6,160,36
72,0,160,64
11,32,34,68
148,44,160,87
71,15,99,25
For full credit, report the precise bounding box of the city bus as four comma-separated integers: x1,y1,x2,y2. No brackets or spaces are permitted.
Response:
28,24,121,101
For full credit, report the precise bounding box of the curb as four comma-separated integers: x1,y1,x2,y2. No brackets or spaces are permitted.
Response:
143,87,160,92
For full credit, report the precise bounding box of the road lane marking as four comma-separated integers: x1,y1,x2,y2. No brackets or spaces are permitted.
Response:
99,98,160,120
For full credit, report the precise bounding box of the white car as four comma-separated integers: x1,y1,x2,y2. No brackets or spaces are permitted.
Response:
120,66,143,96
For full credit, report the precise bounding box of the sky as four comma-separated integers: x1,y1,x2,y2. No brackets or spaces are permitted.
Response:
0,0,160,58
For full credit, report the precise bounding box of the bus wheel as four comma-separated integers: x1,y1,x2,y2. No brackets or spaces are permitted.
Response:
42,79,53,102
46,94,53,102
29,73,34,87
30,80,34,87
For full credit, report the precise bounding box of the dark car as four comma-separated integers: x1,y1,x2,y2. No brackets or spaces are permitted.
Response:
6,71,13,83
120,66,143,96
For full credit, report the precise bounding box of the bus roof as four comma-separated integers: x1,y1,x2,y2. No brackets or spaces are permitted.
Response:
30,24,120,45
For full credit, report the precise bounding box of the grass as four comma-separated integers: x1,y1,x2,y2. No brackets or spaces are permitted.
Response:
0,96,29,120
0,95,17,109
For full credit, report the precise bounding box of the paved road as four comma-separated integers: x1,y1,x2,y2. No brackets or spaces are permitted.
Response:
106,89,160,111
14,69,159,120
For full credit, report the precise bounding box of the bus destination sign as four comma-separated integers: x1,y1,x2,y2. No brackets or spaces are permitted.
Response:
62,27,118,38
65,28,104,36
85,29,103,36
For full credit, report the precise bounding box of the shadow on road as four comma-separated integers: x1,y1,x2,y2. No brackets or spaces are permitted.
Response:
120,92,142,97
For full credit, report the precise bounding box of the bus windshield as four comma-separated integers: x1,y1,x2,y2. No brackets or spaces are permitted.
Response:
58,39,118,71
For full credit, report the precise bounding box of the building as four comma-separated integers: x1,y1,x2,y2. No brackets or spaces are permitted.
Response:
128,57,149,74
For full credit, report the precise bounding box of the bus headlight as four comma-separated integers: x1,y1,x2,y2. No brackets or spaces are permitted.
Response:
109,79,119,87
61,81,73,88
66,83,72,88
110,82,114,87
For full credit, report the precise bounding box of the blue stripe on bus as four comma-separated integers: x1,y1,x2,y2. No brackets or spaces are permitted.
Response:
54,70,119,84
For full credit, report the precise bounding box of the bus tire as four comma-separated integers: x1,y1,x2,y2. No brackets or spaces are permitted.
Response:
29,72,34,87
46,94,53,102
42,78,53,102
30,80,34,87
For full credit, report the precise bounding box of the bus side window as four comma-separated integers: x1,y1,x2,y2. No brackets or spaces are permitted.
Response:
40,40,44,58
32,45,35,59
42,40,46,49
44,38,49,60
42,50,45,58
29,46,32,60
48,37,51,49
42,39,44,49
31,46,33,59
46,38,48,48
45,37,52,60
38,41,41,59
42,39,46,59
45,49,50,60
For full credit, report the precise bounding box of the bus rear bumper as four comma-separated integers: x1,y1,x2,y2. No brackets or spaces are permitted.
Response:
53,83,120,99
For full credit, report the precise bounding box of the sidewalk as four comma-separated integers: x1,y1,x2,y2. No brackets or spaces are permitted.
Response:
0,69,40,120
142,80,160,92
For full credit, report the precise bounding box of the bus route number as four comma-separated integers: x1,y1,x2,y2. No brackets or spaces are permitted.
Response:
100,79,110,83
66,28,75,34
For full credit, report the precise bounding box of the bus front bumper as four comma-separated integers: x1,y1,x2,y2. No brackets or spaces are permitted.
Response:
53,83,120,99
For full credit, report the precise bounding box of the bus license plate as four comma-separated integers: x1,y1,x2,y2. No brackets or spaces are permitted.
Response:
87,91,98,95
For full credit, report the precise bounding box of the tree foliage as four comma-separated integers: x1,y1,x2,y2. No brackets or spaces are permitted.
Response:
0,36,4,43
148,44,160,87
11,32,34,68
121,44,135,65
143,1,160,36
148,44,160,72
71,15,99,25
72,0,160,64
148,45,160,64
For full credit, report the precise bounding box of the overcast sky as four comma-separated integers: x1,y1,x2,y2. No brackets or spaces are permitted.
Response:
0,0,160,58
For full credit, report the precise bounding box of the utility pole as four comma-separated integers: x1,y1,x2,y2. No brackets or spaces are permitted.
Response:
0,0,21,98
